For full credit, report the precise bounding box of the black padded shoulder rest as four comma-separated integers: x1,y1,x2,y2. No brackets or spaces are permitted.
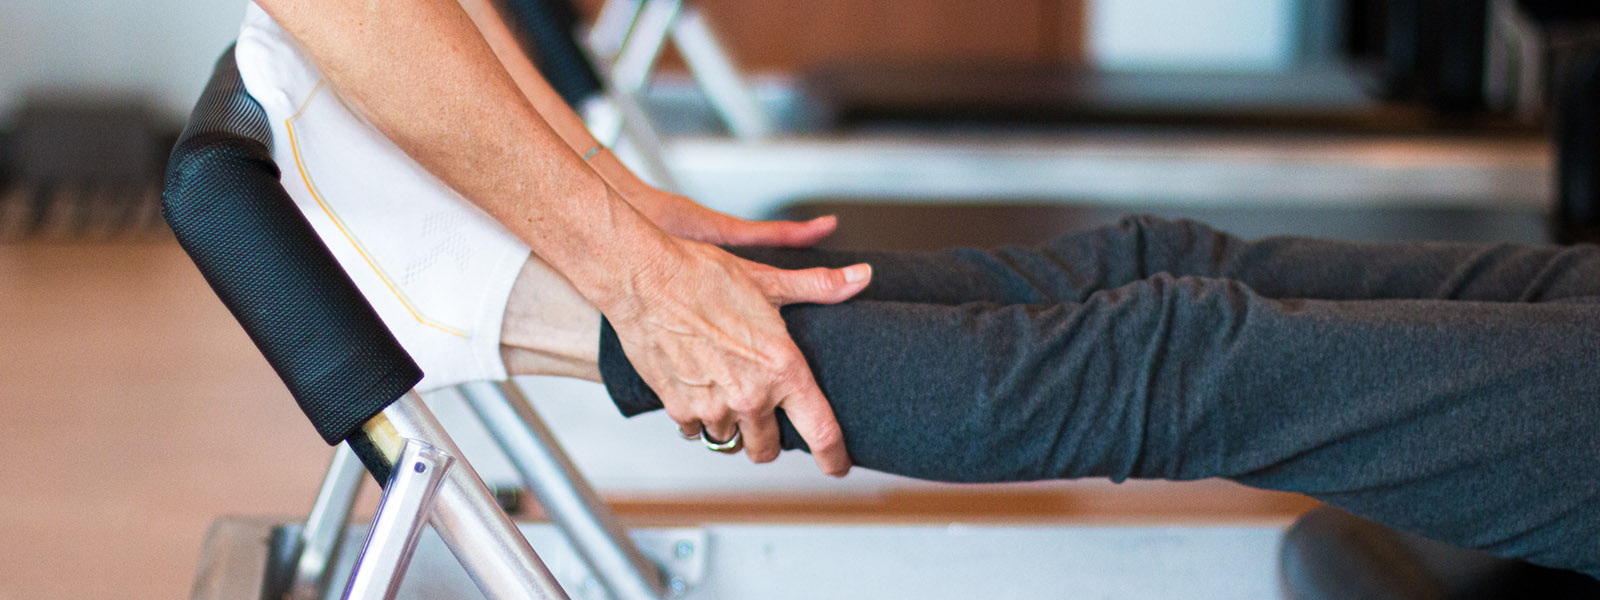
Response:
162,47,422,444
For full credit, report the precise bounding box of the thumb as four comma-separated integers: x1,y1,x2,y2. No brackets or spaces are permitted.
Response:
716,215,838,248
749,262,872,306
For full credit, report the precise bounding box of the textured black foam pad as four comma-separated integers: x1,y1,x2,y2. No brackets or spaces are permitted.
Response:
502,0,604,107
163,47,422,444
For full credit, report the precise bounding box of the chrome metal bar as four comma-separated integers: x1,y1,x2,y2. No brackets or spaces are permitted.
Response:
288,446,367,600
610,0,682,94
587,0,645,65
460,380,664,600
374,393,571,600
342,440,452,600
582,93,680,191
610,95,682,191
585,0,689,191
580,96,626,148
670,7,774,140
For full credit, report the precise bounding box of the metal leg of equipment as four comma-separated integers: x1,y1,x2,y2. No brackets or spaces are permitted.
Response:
286,446,368,600
586,0,643,65
460,380,666,600
670,6,775,140
589,90,682,192
581,0,684,191
341,439,452,600
353,393,572,599
284,382,666,600
609,0,681,95
586,0,774,142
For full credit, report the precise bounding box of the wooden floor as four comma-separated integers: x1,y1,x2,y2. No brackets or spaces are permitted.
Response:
0,240,1314,600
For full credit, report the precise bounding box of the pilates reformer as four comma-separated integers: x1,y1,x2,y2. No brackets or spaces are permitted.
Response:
170,3,1600,598
172,45,1302,600
164,21,1300,600
559,0,1562,222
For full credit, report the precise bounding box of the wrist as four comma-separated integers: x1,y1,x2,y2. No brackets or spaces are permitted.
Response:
587,147,656,200
569,207,684,319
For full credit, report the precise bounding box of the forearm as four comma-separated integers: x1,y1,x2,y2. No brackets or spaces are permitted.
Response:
457,0,654,198
256,0,663,308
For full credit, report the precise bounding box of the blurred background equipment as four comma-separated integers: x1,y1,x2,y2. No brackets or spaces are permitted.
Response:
1487,0,1600,121
8,1,1600,598
0,0,239,241
0,96,171,240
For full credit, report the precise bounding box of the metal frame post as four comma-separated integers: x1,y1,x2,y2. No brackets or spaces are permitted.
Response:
360,393,573,600
588,0,773,142
610,0,682,95
287,446,368,600
460,380,666,600
587,0,645,66
670,6,775,140
342,439,452,600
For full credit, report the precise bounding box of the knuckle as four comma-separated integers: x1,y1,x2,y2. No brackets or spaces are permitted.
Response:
759,347,802,376
696,407,729,424
802,272,834,297
663,406,695,425
806,422,844,451
746,265,776,290
727,392,766,415
718,378,749,403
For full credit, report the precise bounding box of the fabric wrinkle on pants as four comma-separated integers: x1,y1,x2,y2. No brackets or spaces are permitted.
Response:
597,215,1600,579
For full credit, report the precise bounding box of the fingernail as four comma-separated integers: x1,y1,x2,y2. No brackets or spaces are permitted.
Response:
811,215,837,226
844,263,871,284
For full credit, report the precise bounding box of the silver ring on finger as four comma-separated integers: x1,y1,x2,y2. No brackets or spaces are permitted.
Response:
701,425,742,453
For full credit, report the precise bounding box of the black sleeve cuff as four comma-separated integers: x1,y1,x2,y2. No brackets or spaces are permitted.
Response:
598,317,664,417
597,315,810,452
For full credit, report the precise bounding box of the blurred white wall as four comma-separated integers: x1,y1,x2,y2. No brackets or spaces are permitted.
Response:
0,0,248,120
1090,0,1300,71
1,0,1303,123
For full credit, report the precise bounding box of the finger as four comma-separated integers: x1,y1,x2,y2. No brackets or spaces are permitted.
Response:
677,421,702,440
701,412,740,445
716,215,838,248
748,262,872,306
775,368,851,477
738,412,782,464
663,402,702,437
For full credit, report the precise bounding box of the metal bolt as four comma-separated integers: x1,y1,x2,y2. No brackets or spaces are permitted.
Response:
669,576,689,597
674,540,695,559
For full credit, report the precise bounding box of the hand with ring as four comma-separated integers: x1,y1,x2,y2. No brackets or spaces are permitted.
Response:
682,423,742,453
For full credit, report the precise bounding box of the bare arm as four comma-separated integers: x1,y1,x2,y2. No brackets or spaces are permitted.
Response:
456,0,837,246
259,0,648,298
255,0,867,474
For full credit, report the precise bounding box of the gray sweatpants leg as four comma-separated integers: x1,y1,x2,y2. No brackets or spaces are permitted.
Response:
598,216,1600,578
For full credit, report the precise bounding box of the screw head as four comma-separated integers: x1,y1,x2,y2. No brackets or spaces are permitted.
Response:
669,576,688,596
674,540,695,559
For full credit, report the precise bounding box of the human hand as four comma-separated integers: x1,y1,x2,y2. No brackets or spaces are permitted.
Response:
603,236,871,476
624,187,838,248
